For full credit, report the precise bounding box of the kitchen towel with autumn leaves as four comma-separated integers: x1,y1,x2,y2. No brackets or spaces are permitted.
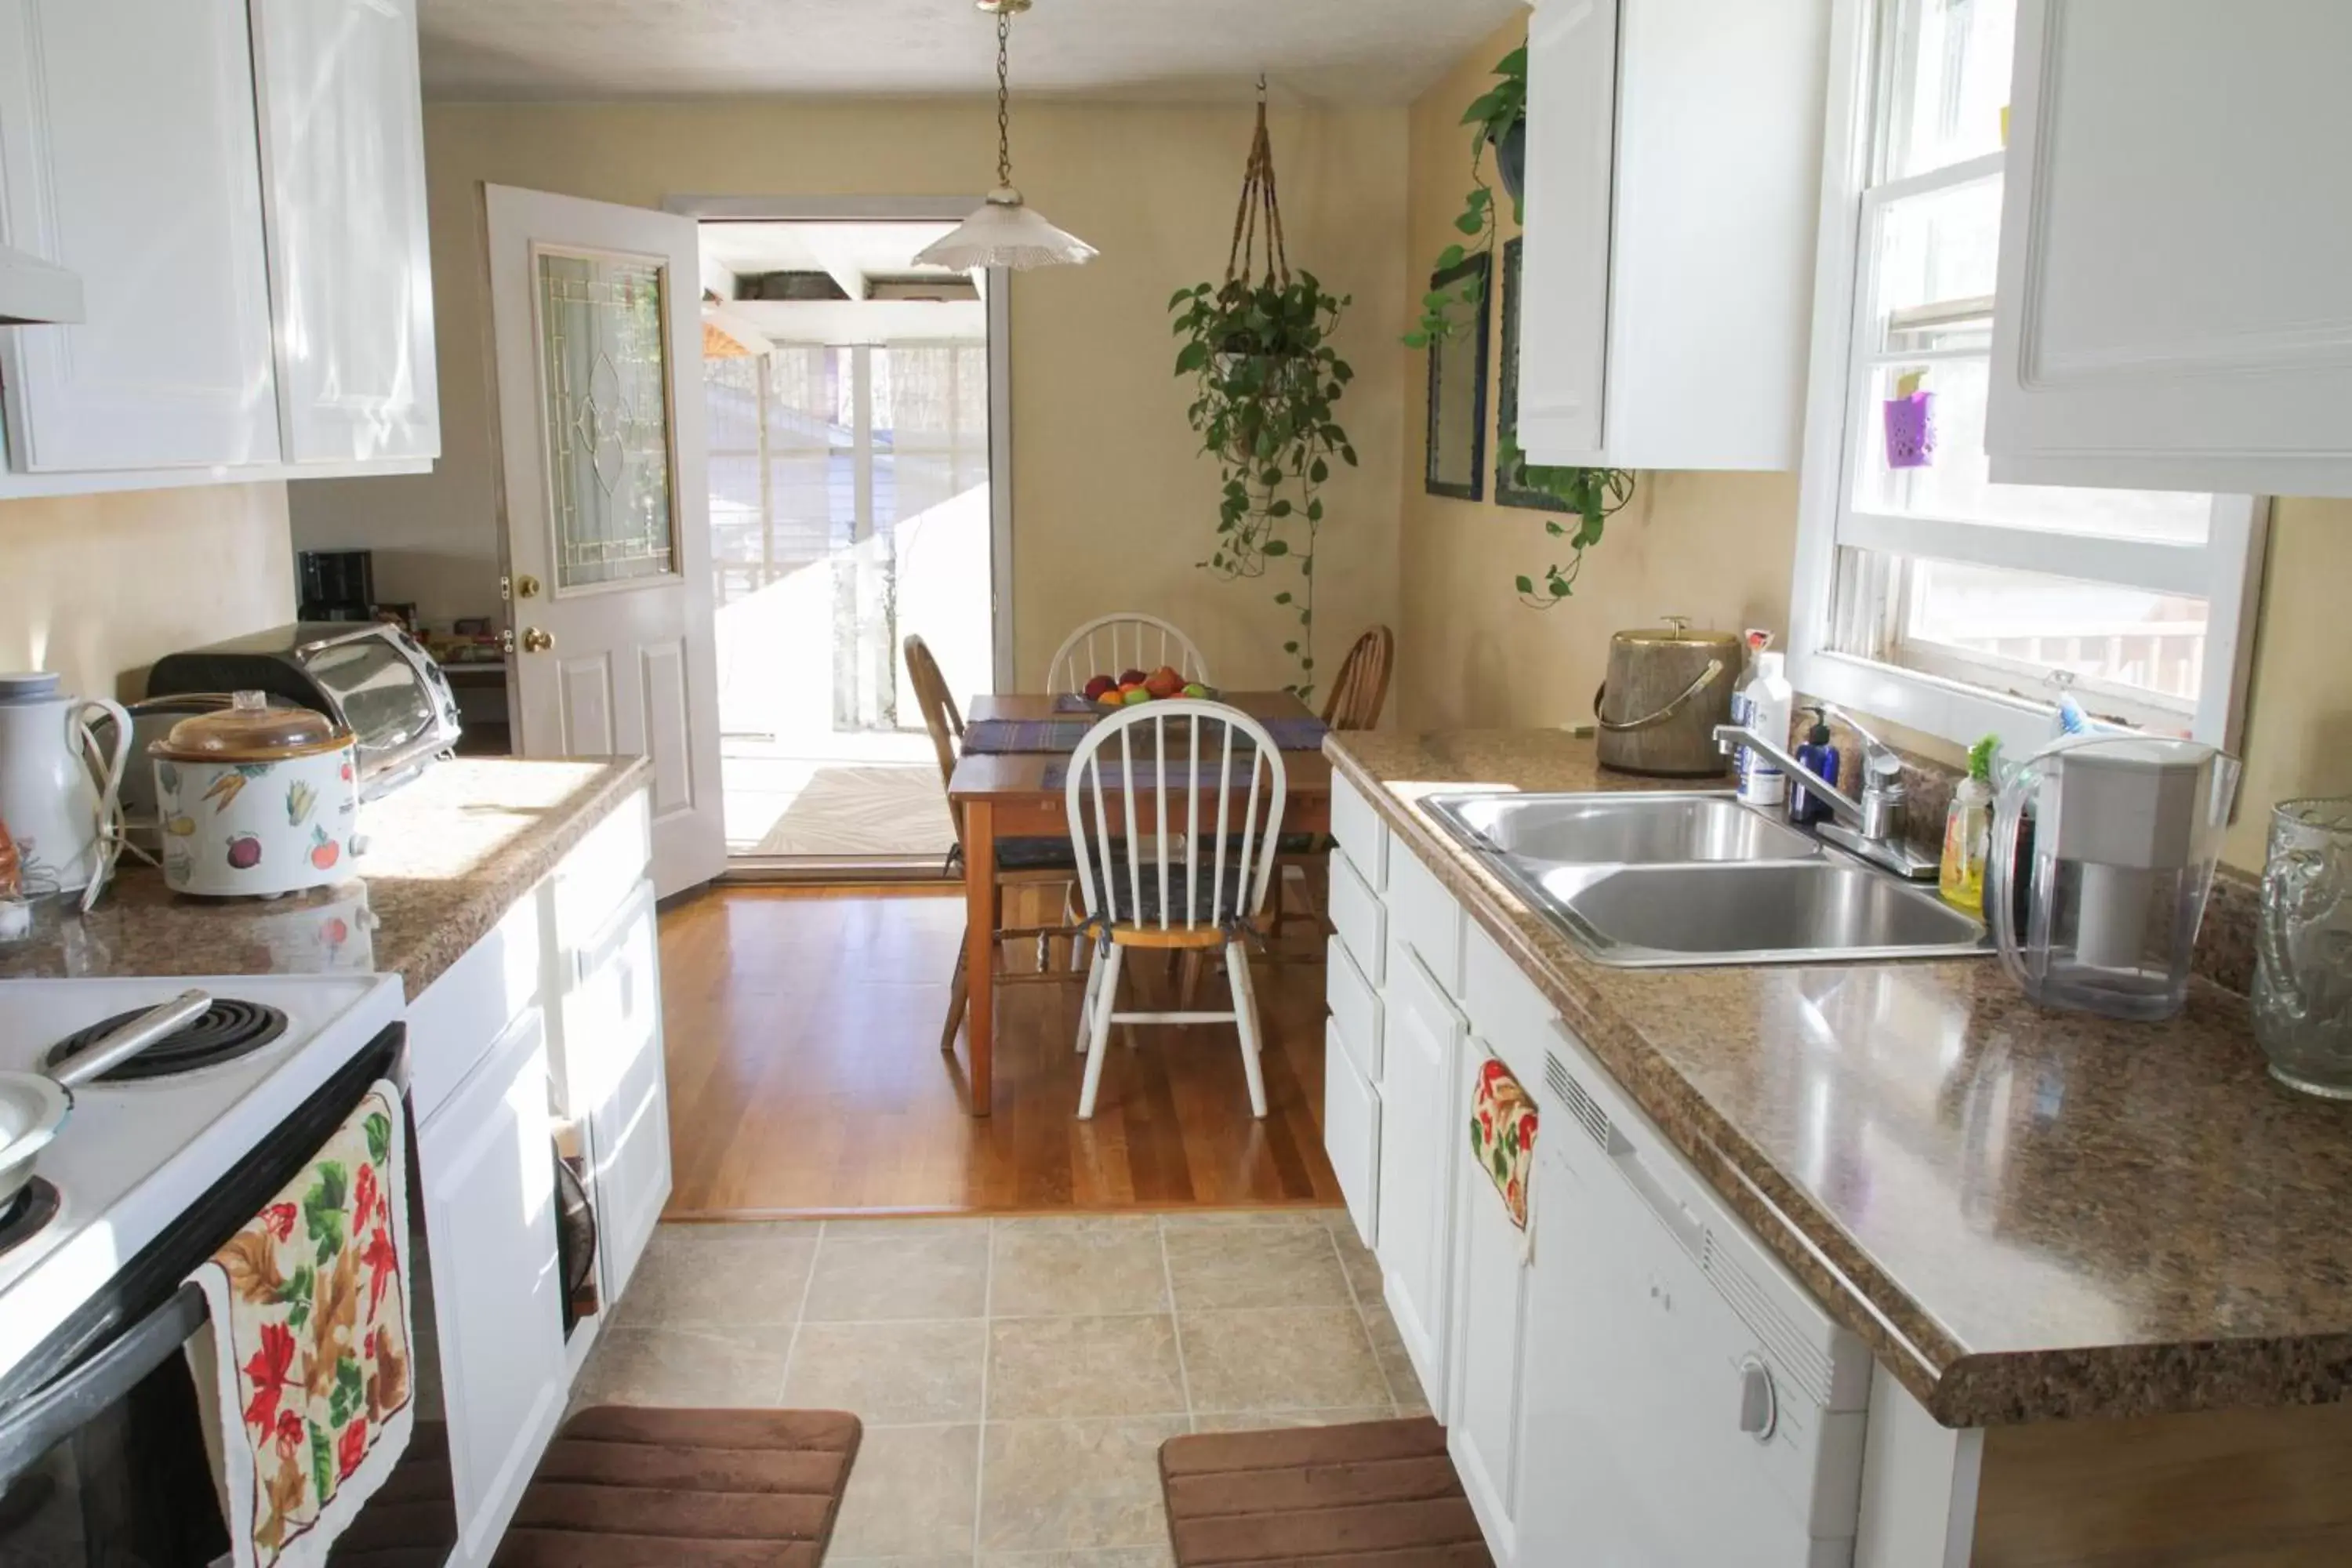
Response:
1469,1054,1538,1265
187,1080,415,1567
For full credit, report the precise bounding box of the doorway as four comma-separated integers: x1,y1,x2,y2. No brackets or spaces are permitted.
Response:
690,211,1009,871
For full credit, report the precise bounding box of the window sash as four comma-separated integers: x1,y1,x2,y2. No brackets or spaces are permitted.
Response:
1786,0,2269,757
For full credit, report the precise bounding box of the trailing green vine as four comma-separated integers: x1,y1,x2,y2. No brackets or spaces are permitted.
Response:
1170,96,1358,702
1405,45,1526,348
1504,435,1636,607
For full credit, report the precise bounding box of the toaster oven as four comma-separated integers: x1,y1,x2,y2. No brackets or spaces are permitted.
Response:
143,622,463,799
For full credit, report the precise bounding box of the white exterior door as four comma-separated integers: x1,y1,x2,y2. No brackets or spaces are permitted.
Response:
485,185,725,897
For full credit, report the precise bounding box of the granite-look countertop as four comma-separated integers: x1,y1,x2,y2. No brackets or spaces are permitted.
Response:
1330,729,2352,1428
0,757,649,1000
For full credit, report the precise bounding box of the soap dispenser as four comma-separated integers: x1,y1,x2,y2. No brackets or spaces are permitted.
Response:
1789,708,1839,826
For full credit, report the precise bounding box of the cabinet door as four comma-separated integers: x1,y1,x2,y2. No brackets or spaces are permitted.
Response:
561,879,670,1306
1377,941,1463,1413
420,1004,567,1566
1446,1041,1532,1564
1988,0,2352,496
1323,1019,1381,1250
1515,0,1621,463
0,0,280,472
249,0,439,463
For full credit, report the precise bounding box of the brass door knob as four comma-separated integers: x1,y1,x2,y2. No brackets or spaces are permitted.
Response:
521,627,554,653
514,574,542,599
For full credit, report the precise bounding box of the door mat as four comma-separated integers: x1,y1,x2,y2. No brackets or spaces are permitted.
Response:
491,1406,862,1566
1159,1417,1494,1566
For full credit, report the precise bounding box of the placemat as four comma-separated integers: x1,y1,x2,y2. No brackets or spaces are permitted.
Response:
1159,1417,1492,1566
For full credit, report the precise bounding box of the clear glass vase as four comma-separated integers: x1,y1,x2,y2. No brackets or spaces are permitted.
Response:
2254,798,2352,1098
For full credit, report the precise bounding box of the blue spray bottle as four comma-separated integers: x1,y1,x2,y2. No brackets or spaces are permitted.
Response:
1789,707,1839,826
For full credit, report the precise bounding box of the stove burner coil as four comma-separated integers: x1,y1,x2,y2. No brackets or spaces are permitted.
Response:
44,1000,290,1083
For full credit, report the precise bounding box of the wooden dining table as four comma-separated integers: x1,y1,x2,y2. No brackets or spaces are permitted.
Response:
946,690,1333,1116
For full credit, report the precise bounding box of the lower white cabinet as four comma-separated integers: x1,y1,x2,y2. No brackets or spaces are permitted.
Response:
1375,938,1464,1412
560,877,670,1305
418,1004,566,1566
1445,1040,1534,1566
1323,1020,1381,1248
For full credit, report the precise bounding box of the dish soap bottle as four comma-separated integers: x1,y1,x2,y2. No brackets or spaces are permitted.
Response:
1732,648,1793,808
1940,735,1998,914
1789,708,1839,826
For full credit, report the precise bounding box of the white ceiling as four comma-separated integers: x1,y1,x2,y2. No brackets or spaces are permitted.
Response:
419,0,1528,105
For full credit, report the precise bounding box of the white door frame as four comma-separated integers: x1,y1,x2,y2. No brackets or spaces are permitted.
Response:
664,193,1015,695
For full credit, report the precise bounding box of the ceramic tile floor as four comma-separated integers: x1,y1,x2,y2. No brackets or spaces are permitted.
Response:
573,1208,1429,1566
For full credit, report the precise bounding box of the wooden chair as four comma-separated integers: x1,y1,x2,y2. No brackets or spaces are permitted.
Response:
1047,613,1211,694
1065,699,1287,1120
1265,626,1393,947
1320,626,1395,732
903,635,1083,1058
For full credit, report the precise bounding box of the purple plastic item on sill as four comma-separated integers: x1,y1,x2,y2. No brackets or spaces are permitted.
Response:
1883,390,1936,469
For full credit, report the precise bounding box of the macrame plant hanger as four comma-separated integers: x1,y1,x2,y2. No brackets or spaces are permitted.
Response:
1225,77,1290,295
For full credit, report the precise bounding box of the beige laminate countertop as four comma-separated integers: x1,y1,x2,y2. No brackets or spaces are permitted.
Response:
1330,729,2352,1428
0,757,649,1000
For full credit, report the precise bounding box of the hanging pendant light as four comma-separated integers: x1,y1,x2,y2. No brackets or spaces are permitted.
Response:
915,0,1097,272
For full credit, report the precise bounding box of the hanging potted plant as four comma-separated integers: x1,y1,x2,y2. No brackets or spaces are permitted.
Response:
1171,93,1358,702
1406,45,1528,348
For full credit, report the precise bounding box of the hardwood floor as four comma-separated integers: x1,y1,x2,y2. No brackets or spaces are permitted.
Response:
656,885,1342,1218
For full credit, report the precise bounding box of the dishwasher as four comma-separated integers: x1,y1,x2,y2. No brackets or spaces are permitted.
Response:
1517,1025,1876,1566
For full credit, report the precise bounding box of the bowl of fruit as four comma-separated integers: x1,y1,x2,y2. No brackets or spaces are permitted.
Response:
1080,667,1217,710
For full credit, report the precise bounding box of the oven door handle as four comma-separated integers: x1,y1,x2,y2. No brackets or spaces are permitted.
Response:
0,1280,208,1494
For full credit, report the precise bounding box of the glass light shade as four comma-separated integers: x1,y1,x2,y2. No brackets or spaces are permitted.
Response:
913,187,1097,272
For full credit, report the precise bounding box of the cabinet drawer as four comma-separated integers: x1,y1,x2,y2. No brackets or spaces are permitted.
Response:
407,894,543,1128
1389,842,1464,997
1464,922,1556,1091
552,788,652,959
1330,771,1388,891
1327,933,1383,1083
1328,844,1386,986
1323,1021,1381,1250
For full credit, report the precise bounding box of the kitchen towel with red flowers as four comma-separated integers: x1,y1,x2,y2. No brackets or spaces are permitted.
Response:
186,1080,415,1568
1469,1054,1538,1264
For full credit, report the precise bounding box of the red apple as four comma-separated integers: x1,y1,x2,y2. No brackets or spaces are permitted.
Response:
1082,674,1116,700
1144,667,1183,699
1118,668,1148,688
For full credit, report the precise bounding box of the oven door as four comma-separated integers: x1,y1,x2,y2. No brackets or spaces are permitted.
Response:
0,1025,458,1566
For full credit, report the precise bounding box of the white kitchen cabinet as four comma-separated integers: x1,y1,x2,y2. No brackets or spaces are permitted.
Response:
1323,1019,1381,1250
1517,0,1830,470
560,877,670,1305
1376,938,1465,1413
0,0,436,492
419,1003,567,1568
0,0,281,474
249,0,439,465
1987,0,2352,497
1445,1040,1534,1566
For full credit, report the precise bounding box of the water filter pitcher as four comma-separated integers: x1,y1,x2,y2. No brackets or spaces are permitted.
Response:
1986,733,2238,1021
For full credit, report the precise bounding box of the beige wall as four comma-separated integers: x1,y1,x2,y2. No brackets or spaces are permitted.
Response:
291,96,1410,696
1396,17,1799,734
1402,17,2352,873
0,484,296,701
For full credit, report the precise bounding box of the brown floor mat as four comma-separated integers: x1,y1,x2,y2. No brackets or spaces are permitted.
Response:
1159,1417,1494,1566
492,1406,862,1567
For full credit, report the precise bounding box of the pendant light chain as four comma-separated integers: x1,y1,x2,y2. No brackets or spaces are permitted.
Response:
996,10,1014,190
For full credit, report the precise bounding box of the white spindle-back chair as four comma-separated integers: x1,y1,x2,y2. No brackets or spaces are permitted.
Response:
1045,614,1211,695
1064,699,1287,1120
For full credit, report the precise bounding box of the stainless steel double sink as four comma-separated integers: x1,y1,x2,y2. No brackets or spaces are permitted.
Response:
1423,792,1988,968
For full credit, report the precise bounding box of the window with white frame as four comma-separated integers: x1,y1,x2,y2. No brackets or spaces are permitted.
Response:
1788,0,2267,756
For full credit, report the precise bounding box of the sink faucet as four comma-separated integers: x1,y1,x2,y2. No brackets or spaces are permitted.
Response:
1711,717,1940,881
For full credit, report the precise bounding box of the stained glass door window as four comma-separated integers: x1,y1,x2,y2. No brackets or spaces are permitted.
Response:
535,249,679,590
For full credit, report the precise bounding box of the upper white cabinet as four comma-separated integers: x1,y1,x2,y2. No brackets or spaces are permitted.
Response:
0,0,281,473
251,0,439,465
0,0,436,493
1517,0,1831,470
1987,0,2352,497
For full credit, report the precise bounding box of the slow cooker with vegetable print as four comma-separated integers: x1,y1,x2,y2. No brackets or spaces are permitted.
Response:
149,691,361,898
